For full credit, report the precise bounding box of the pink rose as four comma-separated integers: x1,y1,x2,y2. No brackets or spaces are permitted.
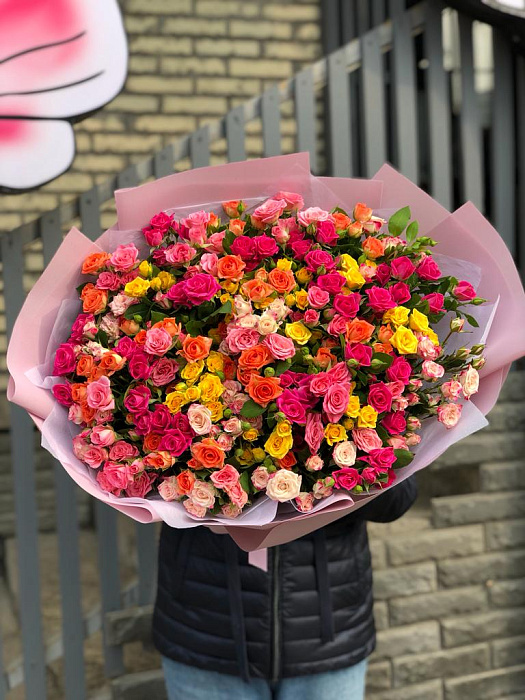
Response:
366,287,396,313
390,282,411,304
407,417,421,431
145,327,172,356
82,445,108,469
361,467,377,484
70,313,95,342
125,472,154,498
309,373,331,396
295,492,315,512
251,466,271,490
304,309,320,326
98,461,130,492
323,383,350,423
327,361,351,383
313,477,334,499
406,433,421,446
367,383,393,413
362,447,396,471
275,191,304,212
158,476,182,502
327,314,348,337
207,230,226,253
129,352,151,381
422,360,445,380
253,235,279,258
252,199,287,226
263,333,296,361
306,455,324,471
423,292,444,313
109,441,140,461
183,273,221,305
417,255,441,280
297,207,333,226
333,440,357,467
187,404,212,436
386,356,412,384
90,425,116,447
53,343,77,376
375,264,391,285
151,405,173,432
390,256,416,281
221,503,242,518
183,499,207,518
143,227,164,247
386,380,405,399
352,428,382,452
200,253,219,275
150,358,179,386
304,250,336,272
211,464,240,489
437,403,462,429
52,382,73,407
460,366,479,398
453,280,477,301
165,243,196,265
345,343,373,367
305,413,324,454
124,385,151,414
333,292,360,318
333,467,361,490
110,244,139,272
387,435,408,450
307,285,331,309
417,336,441,361
316,220,338,246
225,481,249,508
96,272,122,291
382,411,407,435
227,327,260,353
68,404,83,425
86,376,115,412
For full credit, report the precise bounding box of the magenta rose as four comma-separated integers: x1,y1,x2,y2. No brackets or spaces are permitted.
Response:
143,227,164,247
109,441,140,462
150,405,173,432
183,273,221,305
253,236,279,258
166,280,188,306
124,385,151,414
159,429,192,456
323,382,351,423
375,263,391,285
345,343,373,366
417,256,442,280
53,343,77,376
382,411,407,435
304,250,336,273
390,282,411,304
390,256,416,281
367,382,393,413
150,212,174,233
128,352,151,381
152,247,168,266
352,428,383,453
333,292,360,318
116,336,137,358
150,358,178,387
316,272,345,295
305,412,324,454
263,333,296,361
276,389,307,424
423,292,445,313
361,467,377,484
453,280,476,301
69,313,95,342
316,220,338,246
386,356,412,384
290,238,313,260
333,467,362,490
131,411,153,436
362,447,396,471
230,236,257,262
366,286,396,313
171,411,193,436
52,382,73,407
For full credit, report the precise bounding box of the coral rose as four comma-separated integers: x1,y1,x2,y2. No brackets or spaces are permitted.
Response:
268,268,296,294
81,284,108,314
217,255,246,281
191,438,225,469
247,374,283,407
180,335,213,362
238,344,273,370
241,278,275,302
346,318,375,343
82,252,110,275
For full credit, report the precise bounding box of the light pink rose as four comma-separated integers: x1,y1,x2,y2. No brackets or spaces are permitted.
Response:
110,244,139,272
207,230,226,253
109,293,136,316
221,503,242,518
459,366,479,399
422,361,445,381
266,470,302,502
440,380,462,401
295,492,314,512
90,425,116,447
313,478,334,499
165,243,196,265
82,446,108,469
216,433,234,451
251,466,271,490
333,441,357,467
68,404,83,425
190,481,217,509
183,499,207,517
406,433,421,446
222,417,243,435
406,392,420,405
86,376,115,412
252,198,287,226
387,435,408,450
437,403,462,429
417,336,441,360
275,191,304,212
145,327,172,356
305,455,324,471
225,482,249,508
386,381,405,399
200,253,219,275
210,464,240,489
263,333,296,360
187,404,213,436
227,327,260,353
392,397,409,411
352,428,382,453
407,417,421,430
297,207,333,226
109,441,140,462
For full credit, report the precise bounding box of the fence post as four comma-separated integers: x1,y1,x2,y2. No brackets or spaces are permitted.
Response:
262,85,282,158
295,68,318,173
362,27,387,177
226,106,246,163
327,47,352,177
190,127,211,168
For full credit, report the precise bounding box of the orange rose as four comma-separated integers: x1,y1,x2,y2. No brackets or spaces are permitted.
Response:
277,452,297,470
176,470,196,495
373,342,394,354
90,366,107,381
143,433,162,452
348,221,363,237
134,330,147,346
152,318,181,338
254,268,269,282
229,218,246,236
268,268,296,294
247,374,283,407
81,252,110,275
223,200,242,217
81,404,96,424
81,284,107,314
217,255,246,281
378,325,394,342
238,344,273,370
71,383,87,403
180,335,213,362
208,212,219,228
353,203,373,223
332,212,352,231
237,367,257,387
241,278,275,302
191,438,225,469
362,237,385,260
346,318,375,343
143,451,174,470
314,347,337,369
99,353,126,375
222,356,237,380
119,318,140,336
76,354,95,377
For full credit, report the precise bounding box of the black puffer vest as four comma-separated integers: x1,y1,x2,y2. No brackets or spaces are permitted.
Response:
153,477,417,682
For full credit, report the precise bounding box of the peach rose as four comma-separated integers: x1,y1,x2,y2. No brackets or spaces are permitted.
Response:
158,477,183,502
332,212,352,231
268,268,296,294
76,354,95,377
346,318,375,343
459,366,479,399
332,440,357,467
362,237,385,260
152,318,181,338
99,353,126,375
229,218,246,236
266,469,302,502
251,466,270,490
183,499,207,518
437,403,462,429
353,203,373,223
180,335,213,362
241,278,275,302
190,481,216,510
143,451,174,470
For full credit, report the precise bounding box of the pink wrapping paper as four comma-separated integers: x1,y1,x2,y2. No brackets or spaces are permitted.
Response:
7,154,525,552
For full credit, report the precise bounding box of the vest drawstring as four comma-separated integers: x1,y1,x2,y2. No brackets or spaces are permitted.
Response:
225,537,251,683
313,529,335,644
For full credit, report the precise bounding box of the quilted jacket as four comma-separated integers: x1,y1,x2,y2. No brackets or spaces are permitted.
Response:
153,477,417,682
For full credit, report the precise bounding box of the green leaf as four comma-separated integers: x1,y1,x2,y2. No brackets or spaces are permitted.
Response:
95,329,109,347
240,399,267,418
222,230,235,254
239,470,252,494
406,220,419,244
123,302,149,320
393,449,414,469
463,312,479,328
274,360,292,376
388,206,411,236
184,320,204,335
151,310,168,324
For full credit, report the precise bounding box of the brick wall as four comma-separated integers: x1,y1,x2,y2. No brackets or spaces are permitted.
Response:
0,0,322,233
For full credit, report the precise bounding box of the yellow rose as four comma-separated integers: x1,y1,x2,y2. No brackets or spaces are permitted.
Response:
205,401,224,422
324,423,348,446
221,281,238,294
184,386,201,403
343,418,355,430
276,259,293,271
149,277,162,292
243,429,259,441
296,267,313,284
206,351,225,374
265,431,293,459
357,405,378,428
237,447,255,466
138,260,152,278
346,395,361,418
181,360,205,384
252,448,266,462
339,254,360,271
409,308,430,333
295,289,308,310
341,268,365,289
164,391,185,414
285,293,296,307
285,321,312,346
174,382,187,392
383,306,410,327
158,271,175,291
426,328,440,346
275,420,292,437
124,277,150,298
390,326,418,354
199,373,224,402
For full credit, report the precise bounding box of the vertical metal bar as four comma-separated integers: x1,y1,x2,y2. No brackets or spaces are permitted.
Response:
458,14,484,210
1,232,47,700
295,69,318,173
321,0,341,52
136,524,158,606
327,47,352,177
517,55,525,275
491,28,515,254
79,188,102,241
117,166,140,190
424,2,452,210
392,8,419,182
226,106,246,163
95,502,125,677
190,127,210,168
153,145,174,179
362,28,387,177
261,85,282,157
357,0,370,34
41,211,87,700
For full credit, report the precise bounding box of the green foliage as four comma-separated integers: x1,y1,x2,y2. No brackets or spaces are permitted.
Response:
240,399,267,418
393,449,414,468
388,206,411,236
405,220,419,244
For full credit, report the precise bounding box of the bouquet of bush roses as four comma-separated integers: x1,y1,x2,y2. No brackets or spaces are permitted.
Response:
8,154,525,550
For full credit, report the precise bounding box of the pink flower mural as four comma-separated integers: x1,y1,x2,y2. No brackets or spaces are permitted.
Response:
0,0,128,191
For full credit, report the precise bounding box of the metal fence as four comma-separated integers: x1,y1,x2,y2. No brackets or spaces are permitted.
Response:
0,1,524,697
